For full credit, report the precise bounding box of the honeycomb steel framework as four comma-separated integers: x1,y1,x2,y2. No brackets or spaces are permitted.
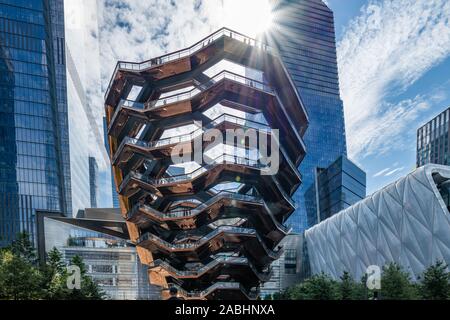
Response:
104,28,308,300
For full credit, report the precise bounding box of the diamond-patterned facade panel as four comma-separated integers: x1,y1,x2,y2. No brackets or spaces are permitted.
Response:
305,164,450,281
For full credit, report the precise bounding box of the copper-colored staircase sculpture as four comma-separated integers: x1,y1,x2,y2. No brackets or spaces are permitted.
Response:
104,28,308,300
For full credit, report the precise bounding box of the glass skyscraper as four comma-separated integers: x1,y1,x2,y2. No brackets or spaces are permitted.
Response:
65,0,112,213
0,0,71,246
417,107,450,167
265,0,347,232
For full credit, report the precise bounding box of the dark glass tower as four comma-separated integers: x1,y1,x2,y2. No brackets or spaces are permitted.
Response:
0,0,70,246
88,156,98,208
265,0,347,231
305,155,365,226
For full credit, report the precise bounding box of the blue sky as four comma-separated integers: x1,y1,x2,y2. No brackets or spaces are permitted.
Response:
92,0,450,196
326,0,450,194
328,0,368,41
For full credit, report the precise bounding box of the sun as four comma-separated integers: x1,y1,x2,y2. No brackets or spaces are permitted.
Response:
221,0,273,38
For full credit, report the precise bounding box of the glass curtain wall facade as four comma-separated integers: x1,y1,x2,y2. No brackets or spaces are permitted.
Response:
65,44,91,215
0,0,70,246
305,155,366,226
64,0,112,213
265,0,347,232
49,0,71,216
417,107,450,167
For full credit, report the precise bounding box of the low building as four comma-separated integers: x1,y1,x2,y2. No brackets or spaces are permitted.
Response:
260,234,309,297
305,164,450,281
37,208,160,300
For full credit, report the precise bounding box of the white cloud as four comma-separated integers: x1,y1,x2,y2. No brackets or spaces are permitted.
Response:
384,166,405,177
66,0,224,169
74,0,450,187
347,93,437,158
338,0,450,160
64,0,273,207
97,0,221,89
373,165,407,178
97,0,272,93
373,167,390,177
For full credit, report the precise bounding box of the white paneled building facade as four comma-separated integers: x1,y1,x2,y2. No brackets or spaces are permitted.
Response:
305,164,450,281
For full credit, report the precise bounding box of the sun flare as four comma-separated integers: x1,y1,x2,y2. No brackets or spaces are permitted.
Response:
221,0,273,38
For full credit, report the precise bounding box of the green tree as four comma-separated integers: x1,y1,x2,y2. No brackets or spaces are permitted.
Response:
419,261,450,300
272,291,283,300
41,251,104,300
288,273,339,300
10,232,36,264
70,255,87,275
66,255,104,300
0,249,44,299
47,247,65,274
41,247,70,299
0,234,105,300
380,263,419,300
338,271,367,300
339,271,354,299
358,273,372,300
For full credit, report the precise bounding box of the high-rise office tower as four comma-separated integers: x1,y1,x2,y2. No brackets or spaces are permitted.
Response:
105,28,308,299
0,0,71,246
417,107,450,167
65,0,112,213
264,0,347,232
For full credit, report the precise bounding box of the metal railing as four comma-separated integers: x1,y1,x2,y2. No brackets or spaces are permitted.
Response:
170,281,257,299
108,99,145,135
127,189,289,237
112,112,273,163
138,225,256,250
150,255,248,277
129,190,262,219
146,71,274,109
127,188,289,235
119,151,296,226
120,153,267,191
138,225,281,260
105,27,276,100
108,70,275,136
151,254,271,282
